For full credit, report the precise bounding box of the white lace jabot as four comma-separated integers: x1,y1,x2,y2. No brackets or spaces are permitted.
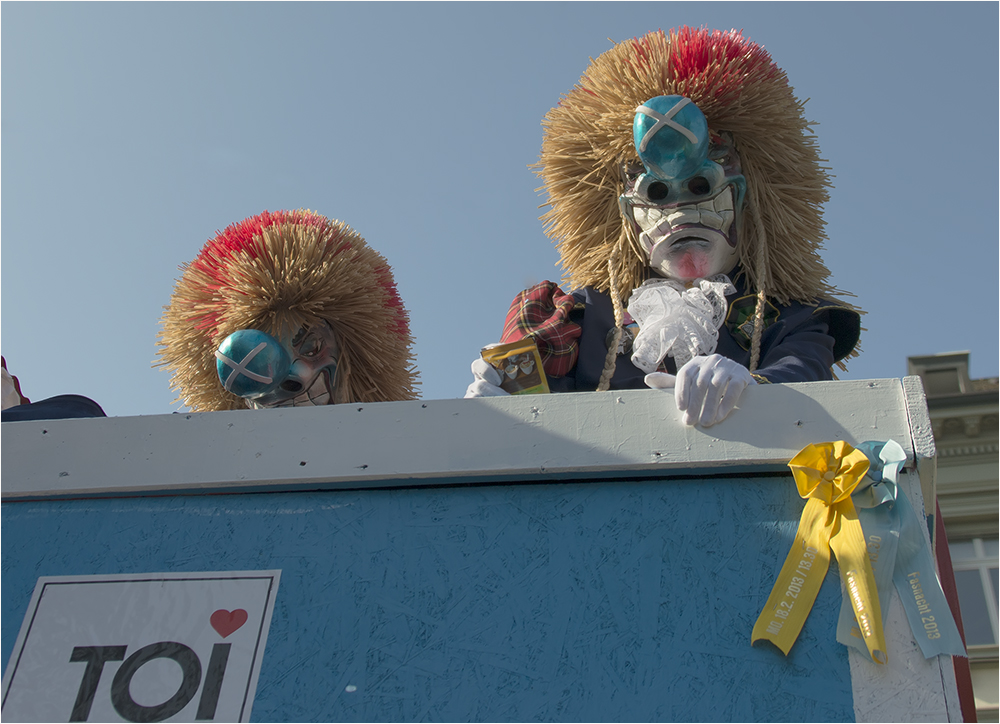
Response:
626,274,735,373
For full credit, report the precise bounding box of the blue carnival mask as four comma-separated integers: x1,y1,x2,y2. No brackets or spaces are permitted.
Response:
620,95,747,282
216,321,341,408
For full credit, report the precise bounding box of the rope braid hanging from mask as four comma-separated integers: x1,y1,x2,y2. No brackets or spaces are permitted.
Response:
534,27,861,387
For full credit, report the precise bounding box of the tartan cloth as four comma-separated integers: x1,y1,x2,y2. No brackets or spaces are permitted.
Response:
501,282,583,378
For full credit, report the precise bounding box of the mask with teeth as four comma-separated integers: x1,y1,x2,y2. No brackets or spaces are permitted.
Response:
248,322,344,409
620,95,747,283
213,321,346,409
157,209,418,412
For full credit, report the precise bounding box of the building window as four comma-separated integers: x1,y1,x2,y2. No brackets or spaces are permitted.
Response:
950,537,999,646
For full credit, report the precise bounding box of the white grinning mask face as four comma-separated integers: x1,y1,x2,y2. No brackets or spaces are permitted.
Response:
621,95,747,284
248,321,342,409
631,186,740,283
215,321,344,409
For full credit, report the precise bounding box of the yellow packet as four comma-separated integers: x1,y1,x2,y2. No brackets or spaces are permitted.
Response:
481,339,550,395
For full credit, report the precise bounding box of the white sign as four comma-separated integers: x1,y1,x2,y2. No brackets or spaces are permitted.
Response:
2,571,280,723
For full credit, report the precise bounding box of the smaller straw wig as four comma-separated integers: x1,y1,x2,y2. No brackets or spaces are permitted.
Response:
157,210,418,411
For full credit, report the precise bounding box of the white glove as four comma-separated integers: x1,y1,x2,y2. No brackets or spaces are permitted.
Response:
2,367,22,410
464,358,510,398
674,354,755,427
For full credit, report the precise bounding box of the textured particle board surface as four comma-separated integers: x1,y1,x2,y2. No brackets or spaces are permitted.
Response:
3,477,857,722
1,377,960,721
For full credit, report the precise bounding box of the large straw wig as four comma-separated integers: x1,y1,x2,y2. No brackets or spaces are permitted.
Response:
538,27,856,312
157,210,417,411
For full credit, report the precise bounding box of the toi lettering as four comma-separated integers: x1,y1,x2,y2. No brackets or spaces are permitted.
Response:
68,641,231,722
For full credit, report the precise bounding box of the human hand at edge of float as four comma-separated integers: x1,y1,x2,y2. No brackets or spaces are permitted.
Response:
674,354,755,427
464,358,510,398
1,366,23,410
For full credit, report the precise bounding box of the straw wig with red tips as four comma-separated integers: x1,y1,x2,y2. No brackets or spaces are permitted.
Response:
157,210,417,411
537,27,859,317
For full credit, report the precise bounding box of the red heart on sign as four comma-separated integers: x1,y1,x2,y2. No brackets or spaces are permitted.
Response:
210,609,248,638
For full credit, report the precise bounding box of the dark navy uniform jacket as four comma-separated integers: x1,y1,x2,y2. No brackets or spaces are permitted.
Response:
1,394,106,422
548,272,861,393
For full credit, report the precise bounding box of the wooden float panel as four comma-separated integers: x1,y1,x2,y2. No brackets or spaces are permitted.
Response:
1,379,959,721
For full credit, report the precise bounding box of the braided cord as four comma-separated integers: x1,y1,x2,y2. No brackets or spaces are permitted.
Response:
596,244,625,391
745,163,771,374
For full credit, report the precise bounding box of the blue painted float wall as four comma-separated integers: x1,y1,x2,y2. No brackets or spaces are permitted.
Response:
2,476,854,722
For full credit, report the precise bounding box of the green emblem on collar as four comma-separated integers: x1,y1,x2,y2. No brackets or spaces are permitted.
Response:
726,295,780,350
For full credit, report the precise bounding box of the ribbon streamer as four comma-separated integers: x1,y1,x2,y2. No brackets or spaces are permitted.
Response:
836,440,966,659
752,441,888,664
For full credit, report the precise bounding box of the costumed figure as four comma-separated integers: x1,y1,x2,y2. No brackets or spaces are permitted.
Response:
158,209,417,411
467,27,861,427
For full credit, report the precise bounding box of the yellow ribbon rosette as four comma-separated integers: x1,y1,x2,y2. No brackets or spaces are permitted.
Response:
752,441,888,664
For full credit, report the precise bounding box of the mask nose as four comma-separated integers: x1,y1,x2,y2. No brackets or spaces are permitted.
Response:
277,359,314,394
633,95,709,179
215,329,291,399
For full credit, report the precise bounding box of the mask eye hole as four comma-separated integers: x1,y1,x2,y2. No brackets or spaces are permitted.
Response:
647,181,669,202
623,161,644,182
688,177,711,195
299,337,322,358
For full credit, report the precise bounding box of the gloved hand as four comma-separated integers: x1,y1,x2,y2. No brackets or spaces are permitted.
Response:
464,358,510,398
1,366,23,410
674,354,756,427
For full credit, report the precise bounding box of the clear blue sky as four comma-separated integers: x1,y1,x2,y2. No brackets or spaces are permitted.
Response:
2,2,997,417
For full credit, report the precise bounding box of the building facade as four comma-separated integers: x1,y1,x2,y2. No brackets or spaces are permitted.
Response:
909,352,999,722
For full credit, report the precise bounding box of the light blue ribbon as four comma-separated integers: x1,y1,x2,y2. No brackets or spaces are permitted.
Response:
836,440,966,659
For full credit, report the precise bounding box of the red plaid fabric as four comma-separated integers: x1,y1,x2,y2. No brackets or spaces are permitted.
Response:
501,282,583,378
